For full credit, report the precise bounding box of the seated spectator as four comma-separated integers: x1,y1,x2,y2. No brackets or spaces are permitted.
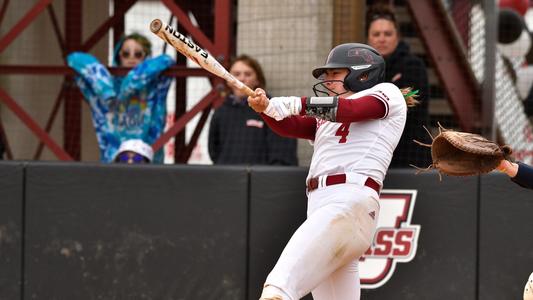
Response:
366,3,431,168
208,54,298,165
113,139,153,164
67,33,174,163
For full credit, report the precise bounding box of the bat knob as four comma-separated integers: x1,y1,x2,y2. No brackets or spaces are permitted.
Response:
150,19,162,33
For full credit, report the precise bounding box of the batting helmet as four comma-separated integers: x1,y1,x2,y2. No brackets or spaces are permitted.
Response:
312,43,385,94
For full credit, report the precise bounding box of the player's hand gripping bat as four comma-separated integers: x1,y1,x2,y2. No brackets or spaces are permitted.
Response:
149,18,255,97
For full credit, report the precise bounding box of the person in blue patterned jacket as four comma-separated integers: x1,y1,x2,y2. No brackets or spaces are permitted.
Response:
67,33,174,163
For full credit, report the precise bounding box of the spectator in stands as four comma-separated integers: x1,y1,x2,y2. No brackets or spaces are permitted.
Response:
67,33,174,163
208,54,298,165
497,159,533,189
366,3,431,168
113,139,153,164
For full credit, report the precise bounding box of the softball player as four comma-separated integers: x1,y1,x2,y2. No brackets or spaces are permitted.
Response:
248,43,418,300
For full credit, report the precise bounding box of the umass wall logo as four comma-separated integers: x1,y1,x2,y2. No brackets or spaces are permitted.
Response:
360,189,420,289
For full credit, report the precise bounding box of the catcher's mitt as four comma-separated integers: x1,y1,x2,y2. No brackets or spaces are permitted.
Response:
412,123,513,180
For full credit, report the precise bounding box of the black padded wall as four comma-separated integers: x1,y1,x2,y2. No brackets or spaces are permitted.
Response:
1,162,531,300
362,170,479,300
479,173,533,300
248,166,310,300
24,163,248,300
0,162,24,300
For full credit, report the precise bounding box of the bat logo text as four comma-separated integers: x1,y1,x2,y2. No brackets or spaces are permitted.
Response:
164,25,208,59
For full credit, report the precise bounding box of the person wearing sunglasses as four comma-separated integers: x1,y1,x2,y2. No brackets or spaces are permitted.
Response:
118,44,146,67
66,33,174,163
366,3,431,169
113,139,153,164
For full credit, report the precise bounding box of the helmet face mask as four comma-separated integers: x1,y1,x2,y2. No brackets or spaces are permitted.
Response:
312,79,350,97
312,43,385,95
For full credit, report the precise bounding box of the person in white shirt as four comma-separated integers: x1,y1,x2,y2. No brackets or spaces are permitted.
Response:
247,43,419,300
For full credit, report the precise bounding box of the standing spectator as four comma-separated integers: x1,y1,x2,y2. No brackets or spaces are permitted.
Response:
208,54,297,165
366,3,431,168
67,33,174,163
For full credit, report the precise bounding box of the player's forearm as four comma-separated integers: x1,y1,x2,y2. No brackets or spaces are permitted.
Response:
258,94,385,124
511,162,533,189
298,95,386,122
326,96,386,122
261,114,316,140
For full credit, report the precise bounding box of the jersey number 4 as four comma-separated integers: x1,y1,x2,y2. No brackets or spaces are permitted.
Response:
335,123,350,143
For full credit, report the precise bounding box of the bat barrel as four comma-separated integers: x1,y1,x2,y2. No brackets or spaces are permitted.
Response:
150,19,163,34
150,18,256,98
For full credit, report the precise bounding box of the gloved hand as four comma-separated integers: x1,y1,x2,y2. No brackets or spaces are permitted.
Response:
413,123,512,180
264,97,301,121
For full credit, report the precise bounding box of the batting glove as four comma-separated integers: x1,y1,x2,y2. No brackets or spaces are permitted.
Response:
264,97,301,121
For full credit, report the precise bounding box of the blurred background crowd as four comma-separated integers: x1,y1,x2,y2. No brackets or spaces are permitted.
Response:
0,0,532,167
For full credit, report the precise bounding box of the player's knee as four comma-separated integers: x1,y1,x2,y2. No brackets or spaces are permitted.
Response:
259,284,291,300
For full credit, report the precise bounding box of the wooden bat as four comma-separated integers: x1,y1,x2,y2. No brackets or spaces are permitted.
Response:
150,18,255,97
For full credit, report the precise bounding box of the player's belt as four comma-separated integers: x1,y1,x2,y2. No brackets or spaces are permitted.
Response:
306,174,380,194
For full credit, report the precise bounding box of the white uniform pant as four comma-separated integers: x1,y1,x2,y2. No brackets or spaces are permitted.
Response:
263,183,380,300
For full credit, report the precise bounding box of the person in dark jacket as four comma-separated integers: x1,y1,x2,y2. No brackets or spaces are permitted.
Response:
366,4,431,168
497,159,533,189
208,54,297,165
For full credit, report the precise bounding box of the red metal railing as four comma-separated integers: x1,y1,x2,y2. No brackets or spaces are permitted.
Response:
406,0,480,132
0,0,232,161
